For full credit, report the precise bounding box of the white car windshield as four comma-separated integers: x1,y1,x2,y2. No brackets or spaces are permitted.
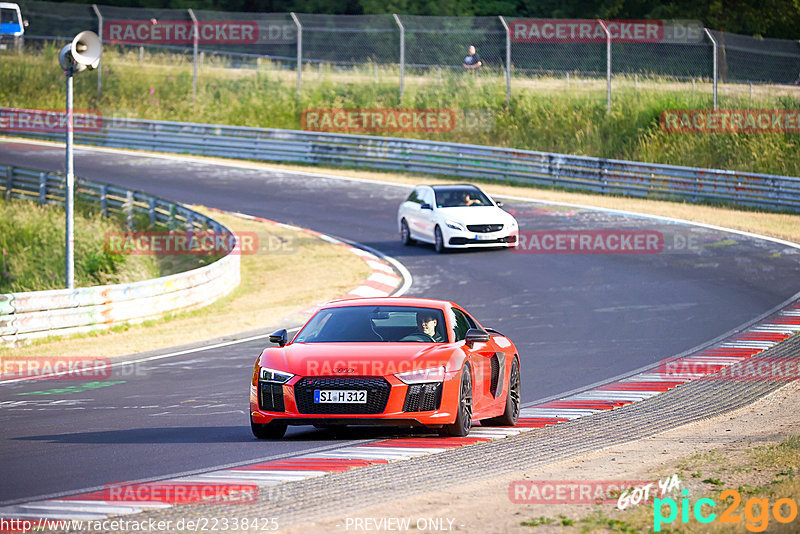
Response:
435,188,492,208
294,306,447,343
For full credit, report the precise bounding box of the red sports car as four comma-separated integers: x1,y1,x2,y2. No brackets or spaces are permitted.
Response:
250,297,521,439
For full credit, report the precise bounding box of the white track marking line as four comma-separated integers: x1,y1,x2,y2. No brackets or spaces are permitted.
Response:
519,409,597,419
348,285,390,297
368,272,403,286
0,509,112,520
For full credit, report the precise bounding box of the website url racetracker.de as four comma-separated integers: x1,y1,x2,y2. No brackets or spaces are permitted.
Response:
513,229,707,254
0,517,280,533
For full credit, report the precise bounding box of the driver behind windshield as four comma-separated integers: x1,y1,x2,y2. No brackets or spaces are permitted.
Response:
417,311,444,342
437,188,490,208
464,193,484,206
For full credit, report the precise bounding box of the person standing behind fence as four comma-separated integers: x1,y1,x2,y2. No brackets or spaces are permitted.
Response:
463,45,482,70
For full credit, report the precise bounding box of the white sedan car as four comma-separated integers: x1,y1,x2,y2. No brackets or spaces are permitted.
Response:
397,184,518,253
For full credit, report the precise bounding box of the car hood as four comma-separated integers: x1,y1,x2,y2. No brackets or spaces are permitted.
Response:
437,206,514,225
259,342,458,377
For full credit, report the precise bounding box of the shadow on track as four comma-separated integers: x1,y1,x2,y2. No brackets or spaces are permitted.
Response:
12,425,444,445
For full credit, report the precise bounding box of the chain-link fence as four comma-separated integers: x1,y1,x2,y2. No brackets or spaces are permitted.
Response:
7,1,800,108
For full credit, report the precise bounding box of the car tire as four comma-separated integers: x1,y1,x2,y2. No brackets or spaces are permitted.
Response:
483,357,521,427
441,364,472,437
400,219,414,246
251,419,287,439
434,226,447,254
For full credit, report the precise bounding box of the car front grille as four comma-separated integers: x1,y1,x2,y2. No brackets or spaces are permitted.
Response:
403,383,443,412
467,224,504,233
449,235,516,246
294,377,391,414
259,382,285,412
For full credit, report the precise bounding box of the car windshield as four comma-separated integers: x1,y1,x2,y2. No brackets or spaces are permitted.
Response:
293,306,447,343
1,8,21,26
435,188,492,208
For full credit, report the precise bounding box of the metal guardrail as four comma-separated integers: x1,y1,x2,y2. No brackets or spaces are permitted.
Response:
0,163,241,345
8,116,800,213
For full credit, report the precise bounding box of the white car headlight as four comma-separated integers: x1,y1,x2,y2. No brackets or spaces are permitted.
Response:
395,365,446,384
445,219,466,231
259,366,294,384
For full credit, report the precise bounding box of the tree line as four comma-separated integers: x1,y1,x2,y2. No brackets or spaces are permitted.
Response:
48,0,800,39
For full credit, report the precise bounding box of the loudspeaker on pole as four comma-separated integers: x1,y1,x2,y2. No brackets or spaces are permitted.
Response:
59,31,101,72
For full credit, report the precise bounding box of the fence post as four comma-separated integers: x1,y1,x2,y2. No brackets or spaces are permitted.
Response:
188,9,198,101
100,184,108,216
92,4,103,101
704,28,718,110
125,190,134,229
598,19,611,114
290,13,302,95
39,172,47,204
5,167,13,200
148,197,157,226
393,14,405,103
498,16,511,108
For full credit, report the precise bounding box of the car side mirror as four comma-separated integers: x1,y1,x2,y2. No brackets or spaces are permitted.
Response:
495,200,503,207
269,329,288,347
420,203,432,210
465,328,490,348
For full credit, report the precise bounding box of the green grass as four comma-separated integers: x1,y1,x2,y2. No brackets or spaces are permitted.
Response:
3,44,800,177
0,197,212,292
520,435,800,533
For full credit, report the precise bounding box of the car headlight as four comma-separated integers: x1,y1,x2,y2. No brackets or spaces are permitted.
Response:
259,366,294,383
395,365,446,384
445,219,466,231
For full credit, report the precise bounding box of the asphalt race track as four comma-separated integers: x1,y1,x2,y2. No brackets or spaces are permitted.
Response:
2,140,800,505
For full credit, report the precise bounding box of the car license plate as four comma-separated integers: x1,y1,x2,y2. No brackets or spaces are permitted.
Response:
475,233,494,240
314,390,367,403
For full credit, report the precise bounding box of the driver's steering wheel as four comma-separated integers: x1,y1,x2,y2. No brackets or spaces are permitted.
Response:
400,332,436,342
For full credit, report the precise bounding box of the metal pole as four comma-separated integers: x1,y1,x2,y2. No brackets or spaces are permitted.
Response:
704,28,718,110
290,13,302,95
393,14,405,103
499,16,511,108
188,9,198,100
92,4,102,101
65,68,75,289
597,19,611,114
